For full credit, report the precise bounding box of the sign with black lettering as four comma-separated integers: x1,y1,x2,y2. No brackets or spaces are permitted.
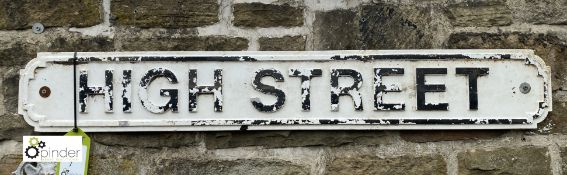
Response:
18,50,552,131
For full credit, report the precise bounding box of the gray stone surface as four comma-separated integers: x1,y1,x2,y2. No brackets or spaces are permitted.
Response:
0,42,34,68
91,132,199,148
326,155,447,175
205,131,394,149
539,97,567,134
561,146,567,174
148,158,309,175
2,69,19,114
112,0,219,28
0,114,33,142
313,4,443,50
120,36,248,51
259,36,306,51
0,35,114,67
400,130,508,143
233,3,304,28
313,9,359,50
89,155,139,175
446,0,512,27
358,4,438,49
0,0,101,30
458,147,551,175
509,0,567,25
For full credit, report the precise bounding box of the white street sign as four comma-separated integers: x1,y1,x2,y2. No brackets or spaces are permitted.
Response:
18,50,551,132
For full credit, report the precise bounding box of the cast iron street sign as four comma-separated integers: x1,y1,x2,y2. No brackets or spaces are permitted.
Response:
18,50,551,132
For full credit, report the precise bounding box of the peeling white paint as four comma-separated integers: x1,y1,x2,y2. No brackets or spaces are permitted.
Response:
18,50,551,132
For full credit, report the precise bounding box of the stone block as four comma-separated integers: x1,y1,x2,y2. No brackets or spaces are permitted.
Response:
233,3,304,28
148,158,309,175
313,9,359,50
358,4,437,49
89,155,139,175
0,0,101,30
0,36,114,67
313,4,441,50
509,0,567,25
458,146,551,175
205,130,393,149
0,114,33,142
259,36,305,51
446,0,512,27
112,0,219,28
91,132,199,148
326,155,446,175
120,36,248,51
400,130,508,143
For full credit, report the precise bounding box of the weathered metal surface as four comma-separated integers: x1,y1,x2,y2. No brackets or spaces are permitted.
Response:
31,23,44,34
18,50,551,132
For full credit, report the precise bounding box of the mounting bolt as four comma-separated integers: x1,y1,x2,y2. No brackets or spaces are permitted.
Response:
39,86,51,98
519,82,531,94
32,23,44,34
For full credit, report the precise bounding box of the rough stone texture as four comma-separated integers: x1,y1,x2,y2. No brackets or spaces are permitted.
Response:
0,154,21,175
458,147,551,175
313,4,442,50
561,146,567,173
326,155,446,175
313,9,359,50
508,0,567,25
359,4,438,49
259,36,306,51
400,130,508,143
148,158,309,175
233,3,304,28
90,155,139,175
0,67,33,141
447,32,567,91
41,36,114,52
0,114,33,141
92,132,199,148
206,131,393,149
0,42,35,67
120,36,248,51
112,0,219,28
0,35,114,67
1,69,20,114
446,0,512,27
0,0,101,30
538,92,567,134
88,143,311,175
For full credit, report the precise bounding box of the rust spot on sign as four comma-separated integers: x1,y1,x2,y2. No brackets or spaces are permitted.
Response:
39,86,51,98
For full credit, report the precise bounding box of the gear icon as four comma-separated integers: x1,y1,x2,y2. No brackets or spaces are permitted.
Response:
29,137,40,147
38,141,46,148
25,146,39,159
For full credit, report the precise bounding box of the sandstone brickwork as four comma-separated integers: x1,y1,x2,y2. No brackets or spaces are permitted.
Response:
1,0,566,174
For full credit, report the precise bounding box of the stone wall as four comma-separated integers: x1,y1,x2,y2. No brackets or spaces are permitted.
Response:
0,0,566,174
